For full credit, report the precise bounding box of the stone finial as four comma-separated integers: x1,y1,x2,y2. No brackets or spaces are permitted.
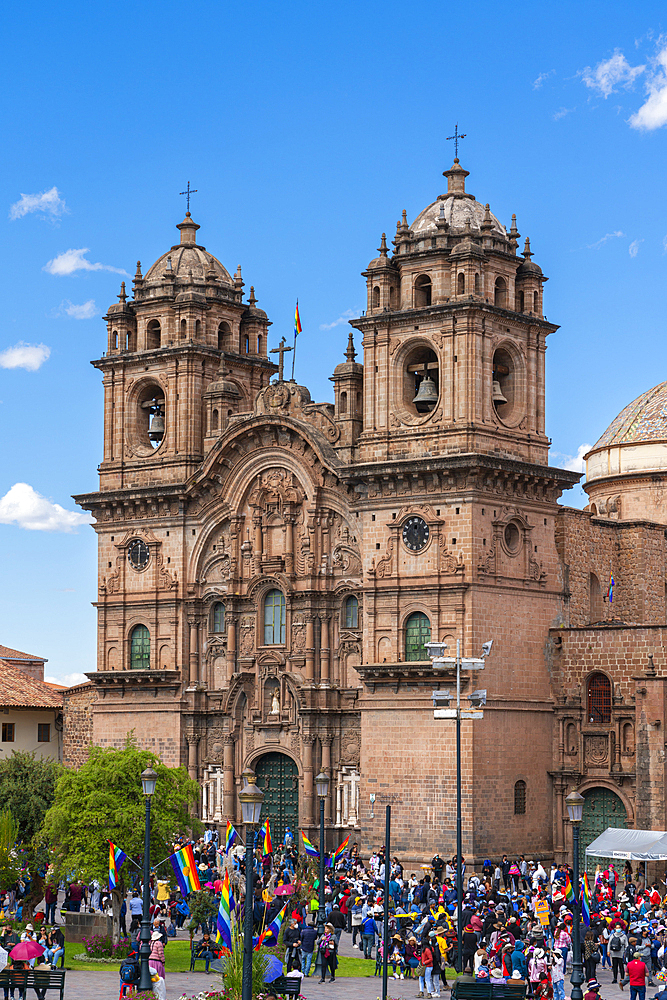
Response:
166,256,173,271
234,265,244,291
647,653,657,677
508,214,520,252
134,261,143,281
206,256,217,282
118,281,127,303
177,212,200,246
378,233,388,258
401,209,409,231
523,237,533,260
481,203,494,232
442,158,470,197
345,331,357,363
248,286,257,307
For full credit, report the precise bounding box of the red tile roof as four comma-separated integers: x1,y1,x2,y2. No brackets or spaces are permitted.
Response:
0,644,47,662
0,659,63,709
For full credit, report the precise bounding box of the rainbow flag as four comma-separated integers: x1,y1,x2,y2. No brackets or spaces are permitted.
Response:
301,831,319,858
329,834,350,868
169,844,201,896
216,869,233,954
261,820,272,856
294,301,302,339
225,820,240,855
254,903,287,951
565,872,574,902
108,842,127,891
581,872,591,926
608,573,615,603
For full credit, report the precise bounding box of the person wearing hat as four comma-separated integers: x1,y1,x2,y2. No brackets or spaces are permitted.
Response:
583,978,602,1000
149,930,166,980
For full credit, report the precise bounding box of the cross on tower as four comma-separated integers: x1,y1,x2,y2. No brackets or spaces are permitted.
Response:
446,124,467,159
270,337,293,382
179,181,198,212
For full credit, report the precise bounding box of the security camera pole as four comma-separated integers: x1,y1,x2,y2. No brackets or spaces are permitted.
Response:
428,638,492,975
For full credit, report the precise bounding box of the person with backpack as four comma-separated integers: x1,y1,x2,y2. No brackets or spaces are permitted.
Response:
119,954,141,993
610,925,629,982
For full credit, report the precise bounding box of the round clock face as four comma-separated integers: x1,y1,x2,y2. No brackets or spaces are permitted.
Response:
128,539,150,570
402,516,430,552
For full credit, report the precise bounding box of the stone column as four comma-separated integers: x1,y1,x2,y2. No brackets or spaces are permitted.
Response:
284,514,295,576
252,513,263,576
305,617,315,681
227,617,237,674
223,735,235,821
320,616,331,684
188,620,199,686
302,736,315,827
186,734,199,780
321,734,333,823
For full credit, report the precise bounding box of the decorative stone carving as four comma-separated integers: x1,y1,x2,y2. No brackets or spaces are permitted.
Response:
239,617,255,655
291,623,306,651
254,382,340,443
584,734,609,766
368,537,393,578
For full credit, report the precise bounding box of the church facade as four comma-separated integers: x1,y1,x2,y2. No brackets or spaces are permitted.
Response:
69,160,667,864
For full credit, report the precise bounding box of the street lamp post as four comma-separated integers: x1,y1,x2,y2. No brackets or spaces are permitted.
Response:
238,769,265,1000
138,766,158,991
315,771,330,937
566,790,586,1000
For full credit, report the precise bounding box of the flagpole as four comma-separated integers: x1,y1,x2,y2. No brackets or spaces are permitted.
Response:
291,299,299,381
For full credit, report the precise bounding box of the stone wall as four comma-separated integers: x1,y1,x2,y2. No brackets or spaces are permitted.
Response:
62,682,96,768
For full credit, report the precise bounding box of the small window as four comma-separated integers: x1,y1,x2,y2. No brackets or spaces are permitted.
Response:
372,286,380,309
212,602,225,633
113,331,118,349
588,673,612,724
518,290,525,312
218,321,231,350
534,291,539,313
457,272,465,295
495,276,507,308
414,274,432,307
38,723,50,743
245,335,250,353
258,335,263,354
389,286,396,307
344,595,359,629
211,408,219,431
2,723,15,743
195,319,201,338
130,624,150,670
147,319,161,350
590,573,603,622
126,331,136,351
514,780,526,815
340,392,348,414
405,612,431,661
180,318,187,337
474,273,480,294
264,589,286,645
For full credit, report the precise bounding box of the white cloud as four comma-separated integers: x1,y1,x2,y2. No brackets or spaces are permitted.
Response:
45,672,88,687
57,299,98,320
578,230,625,251
581,49,645,98
0,483,92,532
629,44,667,130
0,342,50,371
319,309,361,331
628,239,644,257
662,234,667,254
9,186,67,221
533,70,555,90
552,444,591,474
43,248,127,277
553,106,576,120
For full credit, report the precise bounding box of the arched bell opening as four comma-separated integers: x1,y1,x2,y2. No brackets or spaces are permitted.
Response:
403,344,439,416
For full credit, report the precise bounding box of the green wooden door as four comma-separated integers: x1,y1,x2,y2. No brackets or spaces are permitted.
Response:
255,752,299,847
580,786,628,873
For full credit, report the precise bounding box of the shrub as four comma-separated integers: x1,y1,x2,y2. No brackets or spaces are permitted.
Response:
83,933,131,959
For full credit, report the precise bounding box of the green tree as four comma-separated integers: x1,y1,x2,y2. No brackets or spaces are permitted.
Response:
0,808,21,892
39,736,202,943
0,751,61,842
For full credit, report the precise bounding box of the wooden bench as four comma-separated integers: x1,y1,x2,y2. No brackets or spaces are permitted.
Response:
0,969,66,1000
453,979,528,1000
263,975,302,998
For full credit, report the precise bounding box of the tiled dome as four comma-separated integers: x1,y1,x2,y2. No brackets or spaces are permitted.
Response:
143,214,233,285
411,195,505,236
593,382,667,448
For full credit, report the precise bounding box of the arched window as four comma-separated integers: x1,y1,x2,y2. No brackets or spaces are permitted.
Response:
195,319,201,338
344,595,359,629
457,272,465,295
340,392,348,414
494,276,507,308
589,573,603,622
113,331,118,349
405,612,431,661
518,290,525,312
587,673,612,724
130,625,150,670
372,286,380,309
147,320,161,350
474,273,480,294
264,589,286,645
211,408,219,431
126,331,136,351
211,602,225,633
257,335,263,354
218,321,231,350
514,780,527,815
389,286,396,307
534,291,539,313
180,318,187,338
414,274,432,307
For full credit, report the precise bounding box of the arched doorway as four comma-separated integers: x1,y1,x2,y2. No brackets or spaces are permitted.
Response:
254,752,299,846
580,786,628,873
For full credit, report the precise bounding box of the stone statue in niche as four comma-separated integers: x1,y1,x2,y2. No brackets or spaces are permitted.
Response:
270,691,280,715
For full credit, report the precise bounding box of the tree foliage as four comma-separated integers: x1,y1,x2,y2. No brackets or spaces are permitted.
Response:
0,751,61,843
39,736,202,888
0,808,21,892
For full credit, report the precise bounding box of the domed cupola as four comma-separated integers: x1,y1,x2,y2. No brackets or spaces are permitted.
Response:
363,233,399,314
142,213,233,287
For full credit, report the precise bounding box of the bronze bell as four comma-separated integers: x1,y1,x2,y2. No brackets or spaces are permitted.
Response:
413,375,438,413
492,379,508,405
148,410,165,444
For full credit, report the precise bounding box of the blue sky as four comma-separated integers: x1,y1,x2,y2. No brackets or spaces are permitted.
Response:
2,1,667,683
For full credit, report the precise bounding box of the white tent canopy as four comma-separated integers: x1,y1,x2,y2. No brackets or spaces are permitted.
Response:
585,826,667,861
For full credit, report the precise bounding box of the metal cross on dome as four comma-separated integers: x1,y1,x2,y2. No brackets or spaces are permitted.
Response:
446,124,467,159
179,181,198,212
